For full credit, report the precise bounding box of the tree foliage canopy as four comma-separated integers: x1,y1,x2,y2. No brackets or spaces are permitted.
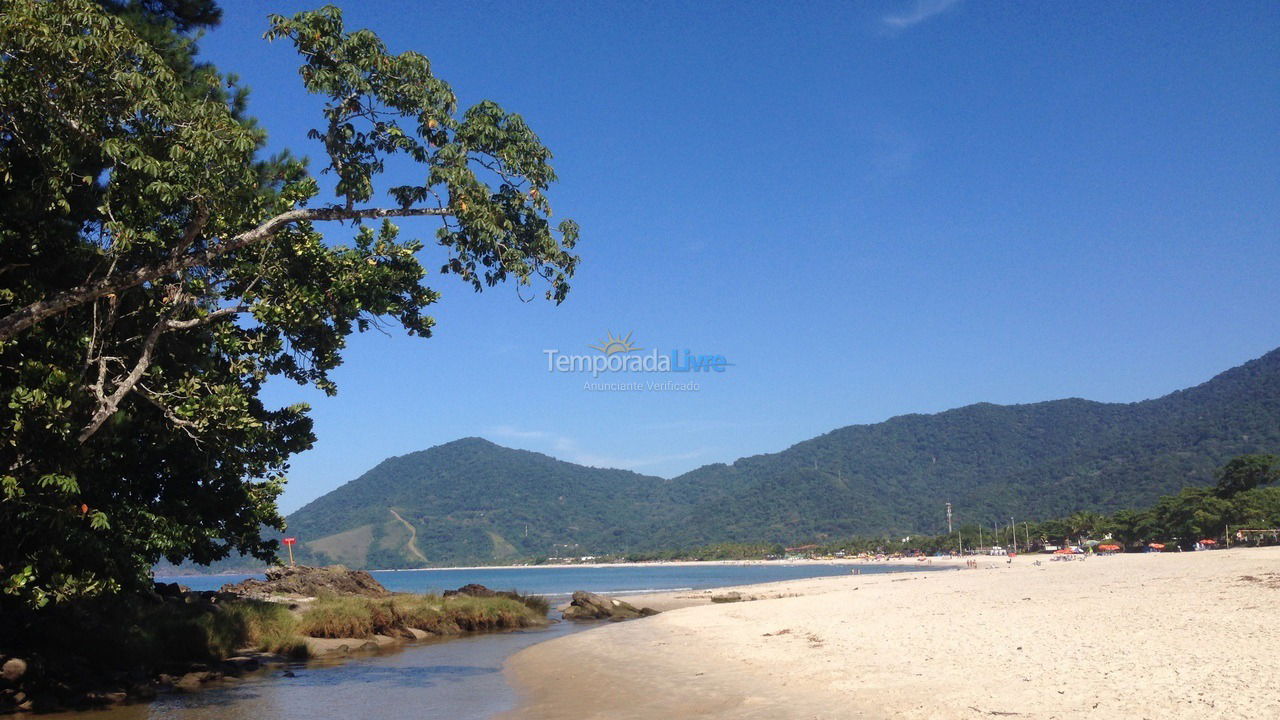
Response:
1214,454,1279,498
0,0,578,608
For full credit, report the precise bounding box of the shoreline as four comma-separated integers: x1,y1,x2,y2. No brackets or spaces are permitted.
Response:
157,556,941,579
374,558,913,572
504,546,1280,719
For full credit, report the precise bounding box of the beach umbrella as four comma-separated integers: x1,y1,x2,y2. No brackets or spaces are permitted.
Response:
1200,539,1217,546
1098,544,1121,551
1053,548,1075,555
1148,542,1166,550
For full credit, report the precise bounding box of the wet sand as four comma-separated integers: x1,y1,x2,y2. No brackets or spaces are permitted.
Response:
505,547,1280,719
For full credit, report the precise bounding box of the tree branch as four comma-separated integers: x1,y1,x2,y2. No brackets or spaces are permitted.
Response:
78,317,167,443
0,205,449,341
164,305,247,330
136,384,202,443
76,305,247,444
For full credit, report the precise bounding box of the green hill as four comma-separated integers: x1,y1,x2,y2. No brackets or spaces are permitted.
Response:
283,439,689,568
283,347,1280,567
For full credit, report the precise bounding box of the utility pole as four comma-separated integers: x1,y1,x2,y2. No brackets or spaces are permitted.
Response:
1011,517,1017,554
946,502,953,533
1024,522,1031,551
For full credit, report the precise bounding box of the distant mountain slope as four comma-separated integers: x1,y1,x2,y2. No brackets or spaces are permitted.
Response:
285,347,1280,567
284,438,687,568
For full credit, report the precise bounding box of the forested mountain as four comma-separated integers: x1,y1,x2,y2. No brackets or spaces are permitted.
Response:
283,439,685,568
282,347,1280,567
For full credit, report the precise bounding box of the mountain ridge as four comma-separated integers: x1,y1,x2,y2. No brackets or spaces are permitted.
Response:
283,347,1280,567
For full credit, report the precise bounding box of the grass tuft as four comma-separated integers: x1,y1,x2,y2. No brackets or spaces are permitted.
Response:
296,593,547,639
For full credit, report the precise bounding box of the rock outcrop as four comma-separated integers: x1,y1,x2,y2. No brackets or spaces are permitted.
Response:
221,565,389,599
443,583,500,598
561,591,659,621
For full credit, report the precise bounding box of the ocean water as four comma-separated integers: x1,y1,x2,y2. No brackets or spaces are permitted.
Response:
160,562,901,598
83,563,940,720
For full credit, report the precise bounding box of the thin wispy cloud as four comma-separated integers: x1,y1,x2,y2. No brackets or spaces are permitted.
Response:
487,425,550,441
883,0,960,30
486,425,708,475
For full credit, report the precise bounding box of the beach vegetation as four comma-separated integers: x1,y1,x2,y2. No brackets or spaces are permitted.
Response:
2,594,309,698
3,587,546,703
296,593,546,638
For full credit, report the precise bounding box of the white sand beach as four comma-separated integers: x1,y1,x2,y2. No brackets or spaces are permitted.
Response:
505,547,1280,719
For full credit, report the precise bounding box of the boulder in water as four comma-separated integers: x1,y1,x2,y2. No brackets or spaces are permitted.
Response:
561,591,659,621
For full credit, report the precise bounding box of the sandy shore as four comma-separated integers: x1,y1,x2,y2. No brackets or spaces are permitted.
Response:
505,547,1280,719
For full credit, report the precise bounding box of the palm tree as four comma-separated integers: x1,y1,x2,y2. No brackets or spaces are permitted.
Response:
1066,511,1104,545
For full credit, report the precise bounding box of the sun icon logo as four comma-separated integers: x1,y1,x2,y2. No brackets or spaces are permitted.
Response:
589,331,642,355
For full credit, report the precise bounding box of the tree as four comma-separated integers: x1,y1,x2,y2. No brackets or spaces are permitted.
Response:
1214,454,1279,498
0,1,578,608
1065,511,1104,541
1231,486,1280,534
1149,488,1234,547
1105,509,1154,547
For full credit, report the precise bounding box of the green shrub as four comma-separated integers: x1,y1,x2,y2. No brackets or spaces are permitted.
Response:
511,592,550,615
282,592,548,640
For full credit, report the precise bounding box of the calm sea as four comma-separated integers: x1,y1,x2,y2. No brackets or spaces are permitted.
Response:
159,562,899,597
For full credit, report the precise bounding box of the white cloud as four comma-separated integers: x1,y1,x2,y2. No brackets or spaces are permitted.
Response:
487,425,551,440
883,0,960,30
485,426,708,474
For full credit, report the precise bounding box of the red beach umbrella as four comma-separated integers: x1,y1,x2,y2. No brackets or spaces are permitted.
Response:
1098,544,1121,551
1199,539,1217,546
1148,542,1166,550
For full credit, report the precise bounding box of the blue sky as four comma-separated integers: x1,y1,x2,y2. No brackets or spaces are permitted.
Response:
199,0,1280,513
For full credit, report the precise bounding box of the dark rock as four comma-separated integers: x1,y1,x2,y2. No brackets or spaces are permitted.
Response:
222,656,260,674
443,583,497,598
561,591,659,621
154,582,184,599
221,565,389,599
